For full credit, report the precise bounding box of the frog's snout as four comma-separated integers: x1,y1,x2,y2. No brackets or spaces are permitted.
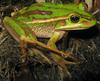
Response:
81,17,96,28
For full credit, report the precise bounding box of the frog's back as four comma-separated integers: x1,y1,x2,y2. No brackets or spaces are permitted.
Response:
16,3,84,19
15,2,91,22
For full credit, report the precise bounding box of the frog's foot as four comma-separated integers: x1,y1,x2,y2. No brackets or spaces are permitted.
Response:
57,62,71,79
49,54,77,78
31,48,53,64
20,39,29,63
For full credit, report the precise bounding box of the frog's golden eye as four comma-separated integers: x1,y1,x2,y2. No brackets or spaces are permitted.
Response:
70,15,80,23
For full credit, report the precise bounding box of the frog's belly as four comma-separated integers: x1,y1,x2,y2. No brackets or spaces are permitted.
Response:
32,26,55,38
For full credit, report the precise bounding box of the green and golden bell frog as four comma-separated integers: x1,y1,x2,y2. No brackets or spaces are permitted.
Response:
3,2,96,68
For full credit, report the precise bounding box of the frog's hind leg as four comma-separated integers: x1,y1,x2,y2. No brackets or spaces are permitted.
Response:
20,27,53,64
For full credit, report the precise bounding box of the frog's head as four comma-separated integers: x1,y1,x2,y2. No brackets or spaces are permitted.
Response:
56,3,96,30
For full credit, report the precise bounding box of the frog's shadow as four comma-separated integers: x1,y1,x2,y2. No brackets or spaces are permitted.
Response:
57,26,99,50
68,26,99,39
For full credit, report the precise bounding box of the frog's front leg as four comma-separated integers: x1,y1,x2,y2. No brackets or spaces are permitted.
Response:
47,31,73,77
47,31,70,67
47,31,62,64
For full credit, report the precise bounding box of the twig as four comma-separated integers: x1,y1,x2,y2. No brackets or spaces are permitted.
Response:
0,35,8,45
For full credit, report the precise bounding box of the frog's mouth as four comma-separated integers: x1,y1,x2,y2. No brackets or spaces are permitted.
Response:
56,18,96,30
56,24,89,30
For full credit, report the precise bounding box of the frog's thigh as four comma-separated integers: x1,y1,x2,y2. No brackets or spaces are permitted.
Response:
47,31,61,49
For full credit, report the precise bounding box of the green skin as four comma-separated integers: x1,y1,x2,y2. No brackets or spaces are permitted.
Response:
3,3,96,69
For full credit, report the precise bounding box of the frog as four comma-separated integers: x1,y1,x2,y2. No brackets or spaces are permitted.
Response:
3,2,96,73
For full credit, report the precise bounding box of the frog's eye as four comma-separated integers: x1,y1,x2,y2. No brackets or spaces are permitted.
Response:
70,15,80,23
